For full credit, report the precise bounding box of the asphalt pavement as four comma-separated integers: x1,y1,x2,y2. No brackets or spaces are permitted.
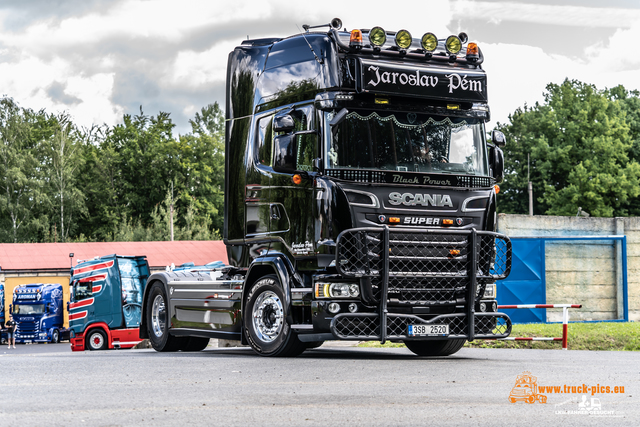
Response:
0,342,637,426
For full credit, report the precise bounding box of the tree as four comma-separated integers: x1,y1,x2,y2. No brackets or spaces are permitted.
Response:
497,80,640,217
39,113,87,242
0,97,45,242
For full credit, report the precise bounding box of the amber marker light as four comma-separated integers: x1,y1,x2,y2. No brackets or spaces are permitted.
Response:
449,249,461,256
292,174,303,185
350,29,364,47
389,217,400,223
443,219,454,225
494,184,500,194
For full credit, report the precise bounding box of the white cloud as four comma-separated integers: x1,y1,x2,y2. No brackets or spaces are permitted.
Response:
452,1,640,28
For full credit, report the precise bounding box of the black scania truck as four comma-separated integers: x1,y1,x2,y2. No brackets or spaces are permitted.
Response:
140,19,513,357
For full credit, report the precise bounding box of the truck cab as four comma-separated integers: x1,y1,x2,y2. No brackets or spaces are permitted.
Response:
140,19,512,357
69,255,149,351
11,283,65,343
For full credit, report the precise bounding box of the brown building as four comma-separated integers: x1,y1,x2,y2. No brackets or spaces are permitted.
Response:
0,241,228,325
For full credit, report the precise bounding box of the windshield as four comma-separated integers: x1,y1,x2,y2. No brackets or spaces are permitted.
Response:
14,304,45,315
325,110,488,175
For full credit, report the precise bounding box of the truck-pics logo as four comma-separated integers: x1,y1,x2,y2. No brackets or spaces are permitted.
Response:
509,371,547,404
389,192,453,207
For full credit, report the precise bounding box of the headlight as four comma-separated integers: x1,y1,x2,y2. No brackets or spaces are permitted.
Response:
445,35,462,55
483,284,496,299
369,26,386,47
315,282,360,298
395,29,412,49
421,32,437,52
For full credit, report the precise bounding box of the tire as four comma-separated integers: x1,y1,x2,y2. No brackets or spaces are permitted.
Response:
86,329,108,351
182,337,210,352
146,281,186,352
51,329,59,344
244,275,305,357
403,339,466,357
305,341,324,349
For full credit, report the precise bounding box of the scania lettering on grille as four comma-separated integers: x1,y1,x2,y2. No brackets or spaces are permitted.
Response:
388,192,453,207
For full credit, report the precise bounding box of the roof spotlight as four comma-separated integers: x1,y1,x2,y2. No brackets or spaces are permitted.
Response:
421,32,438,52
445,35,462,55
369,26,386,47
395,29,412,50
458,32,469,44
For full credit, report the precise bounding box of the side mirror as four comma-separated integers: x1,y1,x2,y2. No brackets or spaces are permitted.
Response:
273,134,297,173
490,145,504,183
274,113,295,133
491,130,507,147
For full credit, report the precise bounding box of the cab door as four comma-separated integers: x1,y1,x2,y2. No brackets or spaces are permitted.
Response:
269,104,318,259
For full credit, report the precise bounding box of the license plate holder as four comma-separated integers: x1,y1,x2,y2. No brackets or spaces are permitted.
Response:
408,324,449,337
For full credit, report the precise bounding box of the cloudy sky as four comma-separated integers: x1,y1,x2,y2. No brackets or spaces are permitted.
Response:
1,0,639,135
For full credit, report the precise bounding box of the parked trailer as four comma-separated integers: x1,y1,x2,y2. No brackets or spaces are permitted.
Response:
140,18,513,357
69,255,149,351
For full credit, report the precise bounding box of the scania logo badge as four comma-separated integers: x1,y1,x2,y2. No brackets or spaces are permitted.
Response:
456,218,463,226
378,215,386,223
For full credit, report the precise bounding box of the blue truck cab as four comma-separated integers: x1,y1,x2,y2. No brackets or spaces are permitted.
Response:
69,255,149,351
11,283,66,343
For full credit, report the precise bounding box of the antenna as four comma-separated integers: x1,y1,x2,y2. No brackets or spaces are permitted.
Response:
296,24,324,64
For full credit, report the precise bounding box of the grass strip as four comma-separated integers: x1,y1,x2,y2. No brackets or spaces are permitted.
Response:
357,322,640,351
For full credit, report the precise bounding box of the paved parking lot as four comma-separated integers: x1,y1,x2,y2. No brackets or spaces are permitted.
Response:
0,343,637,426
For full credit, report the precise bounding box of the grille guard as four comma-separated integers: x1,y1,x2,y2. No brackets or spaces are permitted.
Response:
330,312,512,340
335,226,512,342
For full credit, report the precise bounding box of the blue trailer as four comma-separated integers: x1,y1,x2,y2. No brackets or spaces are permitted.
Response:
11,283,67,343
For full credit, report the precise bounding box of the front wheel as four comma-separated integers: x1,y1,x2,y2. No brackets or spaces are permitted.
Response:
86,329,107,351
146,281,186,352
403,339,466,356
244,275,305,357
51,329,60,344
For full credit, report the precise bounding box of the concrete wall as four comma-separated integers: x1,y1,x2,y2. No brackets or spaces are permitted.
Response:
497,214,639,322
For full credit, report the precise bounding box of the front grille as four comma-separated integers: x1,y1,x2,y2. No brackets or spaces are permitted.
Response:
332,312,511,340
17,323,38,333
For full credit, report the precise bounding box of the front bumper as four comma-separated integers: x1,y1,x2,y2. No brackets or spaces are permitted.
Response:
330,311,511,340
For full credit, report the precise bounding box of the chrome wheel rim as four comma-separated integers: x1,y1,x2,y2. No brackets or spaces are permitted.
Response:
252,290,283,343
151,294,166,338
90,333,104,349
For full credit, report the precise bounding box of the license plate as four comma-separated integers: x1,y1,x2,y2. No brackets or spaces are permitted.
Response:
408,324,449,337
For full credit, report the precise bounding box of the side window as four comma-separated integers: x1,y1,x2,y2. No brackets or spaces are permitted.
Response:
257,115,273,167
291,106,316,172
73,282,92,301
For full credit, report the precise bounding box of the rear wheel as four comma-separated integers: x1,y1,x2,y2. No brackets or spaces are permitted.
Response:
86,329,107,351
244,275,305,357
403,339,466,356
146,281,186,352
